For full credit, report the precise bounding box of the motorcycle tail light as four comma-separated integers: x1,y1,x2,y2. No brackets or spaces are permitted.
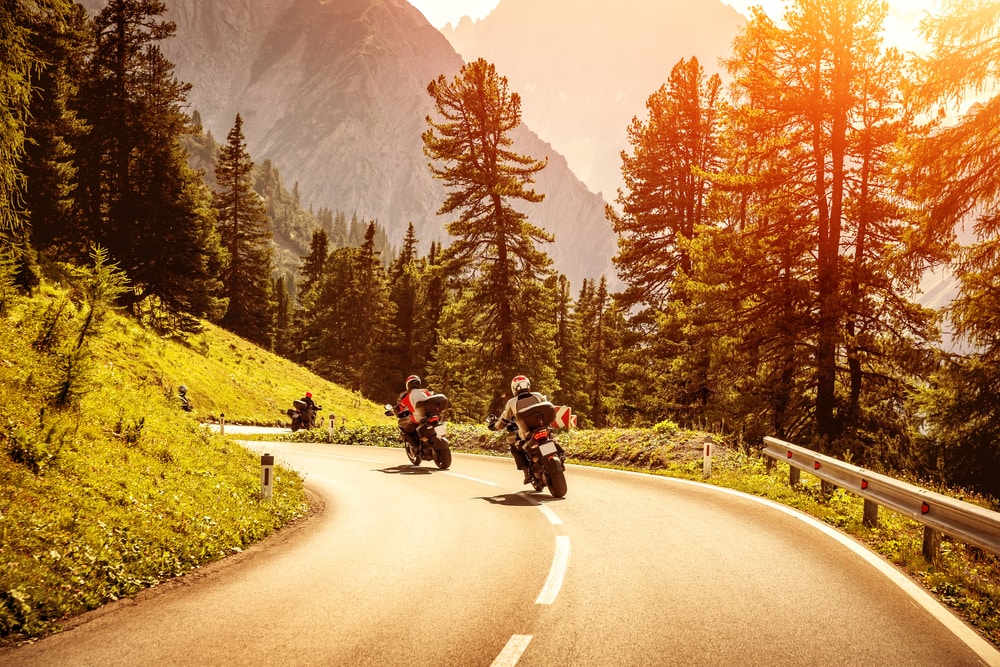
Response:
428,416,439,425
532,429,549,441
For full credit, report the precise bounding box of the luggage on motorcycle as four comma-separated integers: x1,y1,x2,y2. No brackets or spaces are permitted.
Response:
414,393,448,418
515,401,557,432
293,399,307,411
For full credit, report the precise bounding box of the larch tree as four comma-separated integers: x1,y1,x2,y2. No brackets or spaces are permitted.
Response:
214,112,274,347
423,58,556,411
718,0,939,455
608,55,724,426
609,56,723,312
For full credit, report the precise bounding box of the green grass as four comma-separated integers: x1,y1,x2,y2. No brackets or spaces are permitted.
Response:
0,281,384,644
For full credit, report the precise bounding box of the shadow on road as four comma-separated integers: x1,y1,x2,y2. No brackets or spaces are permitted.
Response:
377,465,436,476
476,493,536,507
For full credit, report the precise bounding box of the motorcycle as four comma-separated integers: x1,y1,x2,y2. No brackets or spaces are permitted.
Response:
285,399,321,431
494,400,568,498
384,393,452,470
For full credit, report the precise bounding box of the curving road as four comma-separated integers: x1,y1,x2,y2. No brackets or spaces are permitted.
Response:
3,441,998,666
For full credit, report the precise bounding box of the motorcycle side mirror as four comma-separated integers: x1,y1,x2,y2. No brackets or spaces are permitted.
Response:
384,404,394,416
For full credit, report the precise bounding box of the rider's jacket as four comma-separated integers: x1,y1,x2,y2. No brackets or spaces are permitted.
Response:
497,391,548,440
397,388,431,423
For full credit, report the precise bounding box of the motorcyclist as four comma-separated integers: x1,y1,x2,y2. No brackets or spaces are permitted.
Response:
393,375,431,450
488,375,547,484
300,391,318,428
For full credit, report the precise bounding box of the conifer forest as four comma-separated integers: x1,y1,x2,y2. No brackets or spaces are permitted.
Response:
3,0,1000,498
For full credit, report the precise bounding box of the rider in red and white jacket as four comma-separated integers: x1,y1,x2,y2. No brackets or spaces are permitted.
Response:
394,375,431,448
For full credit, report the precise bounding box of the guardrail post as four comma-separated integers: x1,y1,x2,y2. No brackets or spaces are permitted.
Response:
702,437,713,478
922,526,941,564
789,466,800,487
821,480,835,496
260,453,275,501
863,499,879,527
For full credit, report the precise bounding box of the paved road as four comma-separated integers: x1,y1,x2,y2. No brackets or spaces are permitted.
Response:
3,441,997,666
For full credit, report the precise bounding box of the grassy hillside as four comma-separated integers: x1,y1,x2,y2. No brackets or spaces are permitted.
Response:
0,278,382,643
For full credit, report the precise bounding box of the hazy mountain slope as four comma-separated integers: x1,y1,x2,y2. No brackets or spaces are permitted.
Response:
80,0,618,289
443,0,746,201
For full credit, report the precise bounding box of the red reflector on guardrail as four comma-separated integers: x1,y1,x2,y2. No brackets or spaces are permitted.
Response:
861,480,868,490
921,502,930,514
787,451,793,458
814,462,821,470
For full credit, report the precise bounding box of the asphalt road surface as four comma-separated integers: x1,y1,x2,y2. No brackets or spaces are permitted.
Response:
4,440,998,667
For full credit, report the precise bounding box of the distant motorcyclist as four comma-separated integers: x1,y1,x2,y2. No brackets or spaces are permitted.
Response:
392,375,432,450
488,375,547,484
299,391,319,428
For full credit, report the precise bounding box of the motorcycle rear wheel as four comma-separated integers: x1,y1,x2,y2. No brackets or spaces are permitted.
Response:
434,438,452,470
546,465,568,498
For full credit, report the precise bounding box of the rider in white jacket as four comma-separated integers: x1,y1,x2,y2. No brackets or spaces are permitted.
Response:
489,375,547,484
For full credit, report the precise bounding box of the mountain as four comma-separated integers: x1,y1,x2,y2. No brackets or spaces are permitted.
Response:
79,0,618,291
442,0,746,202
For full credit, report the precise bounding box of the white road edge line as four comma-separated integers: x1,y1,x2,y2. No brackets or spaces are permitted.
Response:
536,535,571,605
491,634,532,667
444,471,500,487
609,469,1000,667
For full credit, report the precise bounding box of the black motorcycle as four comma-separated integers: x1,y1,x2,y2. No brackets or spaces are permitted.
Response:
509,401,568,498
285,399,321,432
384,393,452,470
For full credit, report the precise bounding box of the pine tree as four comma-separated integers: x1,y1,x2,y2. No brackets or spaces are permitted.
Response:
423,58,556,411
214,113,274,347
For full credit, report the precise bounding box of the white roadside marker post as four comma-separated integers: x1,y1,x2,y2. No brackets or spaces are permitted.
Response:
703,436,713,478
329,414,336,442
220,413,225,437
260,453,275,500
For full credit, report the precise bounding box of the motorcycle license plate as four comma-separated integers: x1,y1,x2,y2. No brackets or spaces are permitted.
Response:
435,424,447,437
539,441,557,456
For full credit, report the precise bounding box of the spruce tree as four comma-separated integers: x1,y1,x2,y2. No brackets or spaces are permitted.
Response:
214,113,274,347
73,0,224,328
19,1,88,266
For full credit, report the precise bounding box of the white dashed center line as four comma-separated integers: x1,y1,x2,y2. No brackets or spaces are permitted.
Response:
535,535,571,605
490,634,532,667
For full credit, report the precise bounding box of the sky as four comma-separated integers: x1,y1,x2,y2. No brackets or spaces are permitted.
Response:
406,0,943,53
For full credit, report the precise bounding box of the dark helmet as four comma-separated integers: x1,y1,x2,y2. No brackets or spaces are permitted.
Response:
405,375,421,390
511,375,530,395
179,385,187,395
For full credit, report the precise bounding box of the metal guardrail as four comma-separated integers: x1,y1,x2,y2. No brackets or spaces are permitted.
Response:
762,436,1000,559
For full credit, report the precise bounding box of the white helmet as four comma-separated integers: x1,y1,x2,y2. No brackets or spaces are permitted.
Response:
511,375,530,395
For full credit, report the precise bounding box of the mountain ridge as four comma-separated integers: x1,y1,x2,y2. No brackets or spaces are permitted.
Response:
442,0,747,201
78,0,618,289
